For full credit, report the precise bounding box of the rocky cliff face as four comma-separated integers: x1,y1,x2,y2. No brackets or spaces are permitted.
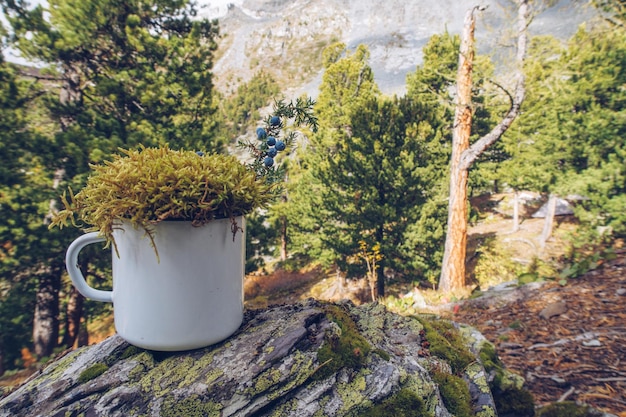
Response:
207,0,592,96
0,299,533,417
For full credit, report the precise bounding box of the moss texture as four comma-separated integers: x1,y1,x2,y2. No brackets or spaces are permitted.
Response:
432,371,473,417
359,388,432,417
161,395,222,417
494,386,535,417
479,336,535,416
537,402,602,417
417,316,474,374
1,301,508,417
313,304,372,380
78,363,109,383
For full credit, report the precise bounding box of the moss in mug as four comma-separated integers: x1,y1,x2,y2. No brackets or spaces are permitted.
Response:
50,146,275,255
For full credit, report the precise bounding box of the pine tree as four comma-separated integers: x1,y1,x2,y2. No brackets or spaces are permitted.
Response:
1,0,221,359
286,43,380,269
555,24,626,235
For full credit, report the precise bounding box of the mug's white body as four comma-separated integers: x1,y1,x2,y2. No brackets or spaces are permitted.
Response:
66,217,245,351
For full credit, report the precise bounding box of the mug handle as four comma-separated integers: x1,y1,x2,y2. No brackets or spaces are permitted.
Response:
65,232,113,303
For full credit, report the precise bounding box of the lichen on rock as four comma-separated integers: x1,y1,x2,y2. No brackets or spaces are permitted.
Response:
0,299,530,417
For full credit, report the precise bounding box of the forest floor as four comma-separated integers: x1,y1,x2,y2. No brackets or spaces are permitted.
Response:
452,249,626,415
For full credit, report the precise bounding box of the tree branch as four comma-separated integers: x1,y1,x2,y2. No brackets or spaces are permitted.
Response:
459,0,529,171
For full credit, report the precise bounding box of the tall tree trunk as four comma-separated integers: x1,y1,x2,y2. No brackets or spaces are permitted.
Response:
32,45,82,358
438,7,477,293
33,267,61,358
61,287,84,348
76,314,89,348
439,0,529,292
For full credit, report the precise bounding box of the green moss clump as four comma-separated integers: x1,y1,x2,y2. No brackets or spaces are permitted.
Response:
417,317,475,374
313,304,371,381
360,388,431,417
78,363,109,383
120,345,143,360
537,402,601,417
479,342,502,373
432,371,473,417
494,386,535,417
479,342,535,416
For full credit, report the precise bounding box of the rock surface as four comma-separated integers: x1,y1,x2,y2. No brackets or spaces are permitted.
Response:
0,299,530,417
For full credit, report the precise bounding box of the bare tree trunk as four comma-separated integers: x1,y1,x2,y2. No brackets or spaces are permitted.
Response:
439,0,529,292
512,191,520,233
438,7,477,293
32,55,84,358
76,315,89,348
61,287,84,348
33,268,61,358
540,194,557,250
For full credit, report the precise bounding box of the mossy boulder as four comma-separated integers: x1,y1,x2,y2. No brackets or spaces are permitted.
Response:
0,299,531,417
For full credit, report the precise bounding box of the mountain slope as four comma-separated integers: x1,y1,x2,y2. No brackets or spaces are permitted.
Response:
206,0,595,97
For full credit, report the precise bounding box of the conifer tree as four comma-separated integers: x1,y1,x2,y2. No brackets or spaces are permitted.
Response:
553,25,626,235
1,0,221,358
289,43,451,297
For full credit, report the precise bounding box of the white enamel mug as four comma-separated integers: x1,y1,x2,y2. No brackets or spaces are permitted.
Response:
65,217,245,351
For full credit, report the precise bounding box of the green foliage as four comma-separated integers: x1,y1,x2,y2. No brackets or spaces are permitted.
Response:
315,43,380,132
4,0,222,153
239,97,317,188
50,146,275,251
244,211,276,273
1,0,225,364
472,237,525,289
558,244,616,285
360,388,430,417
432,371,473,417
405,31,505,195
505,24,626,237
221,71,280,138
593,0,626,27
0,55,74,368
314,304,372,381
417,317,474,374
78,362,108,383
